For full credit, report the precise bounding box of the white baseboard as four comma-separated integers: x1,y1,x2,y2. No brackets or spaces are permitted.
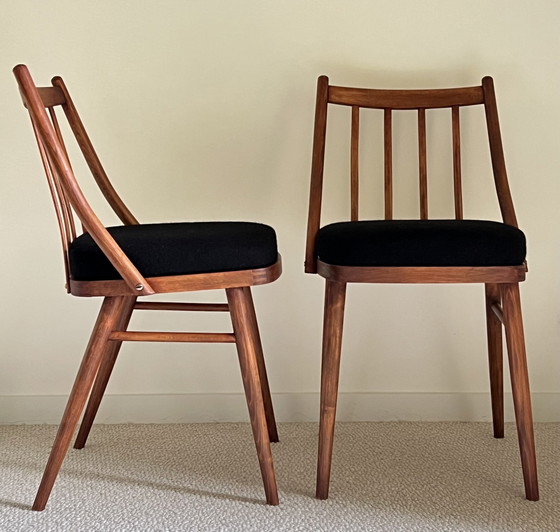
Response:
1,392,558,424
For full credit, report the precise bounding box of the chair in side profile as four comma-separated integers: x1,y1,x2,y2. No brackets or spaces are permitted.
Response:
305,75,538,501
14,64,281,510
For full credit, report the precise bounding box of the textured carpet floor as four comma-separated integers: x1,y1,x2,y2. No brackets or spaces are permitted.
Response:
0,422,558,531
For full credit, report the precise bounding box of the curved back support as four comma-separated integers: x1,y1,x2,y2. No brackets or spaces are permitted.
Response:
305,75,518,273
14,64,154,295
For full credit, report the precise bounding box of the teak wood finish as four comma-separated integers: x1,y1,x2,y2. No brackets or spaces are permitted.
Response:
13,64,281,510
306,76,538,501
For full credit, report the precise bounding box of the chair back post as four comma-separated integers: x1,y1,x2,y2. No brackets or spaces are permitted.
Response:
51,76,138,226
13,64,155,296
482,76,518,228
305,75,329,274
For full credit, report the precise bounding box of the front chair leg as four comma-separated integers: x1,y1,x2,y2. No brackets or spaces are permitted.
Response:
226,287,279,505
32,296,130,511
74,297,137,449
485,283,504,438
316,280,347,500
501,283,539,501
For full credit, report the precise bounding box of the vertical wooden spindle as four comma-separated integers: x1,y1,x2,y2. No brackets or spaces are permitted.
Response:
49,108,81,234
32,121,72,289
452,106,463,219
418,108,428,219
384,109,393,220
350,106,359,221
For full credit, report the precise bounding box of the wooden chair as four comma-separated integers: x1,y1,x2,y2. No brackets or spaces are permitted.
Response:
305,75,539,501
13,64,281,510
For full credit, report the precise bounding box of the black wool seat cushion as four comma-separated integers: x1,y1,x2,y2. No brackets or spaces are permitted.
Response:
315,220,526,267
69,222,278,281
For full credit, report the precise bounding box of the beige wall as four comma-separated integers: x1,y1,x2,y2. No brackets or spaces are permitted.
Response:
1,0,558,422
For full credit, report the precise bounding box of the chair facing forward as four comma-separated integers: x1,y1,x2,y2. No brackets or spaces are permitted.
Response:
14,64,281,510
305,75,538,501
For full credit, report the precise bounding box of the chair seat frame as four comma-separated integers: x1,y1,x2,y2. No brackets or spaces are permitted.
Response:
318,261,526,284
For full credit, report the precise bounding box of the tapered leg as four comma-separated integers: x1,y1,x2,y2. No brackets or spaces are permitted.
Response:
485,283,504,438
316,280,347,500
501,283,539,501
240,287,279,442
226,287,279,505
32,296,129,511
74,297,136,449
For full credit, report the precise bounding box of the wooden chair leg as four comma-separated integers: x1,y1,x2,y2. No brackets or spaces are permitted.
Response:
485,283,504,438
226,287,279,505
316,280,347,500
240,287,279,442
501,283,539,501
74,297,136,449
32,296,129,511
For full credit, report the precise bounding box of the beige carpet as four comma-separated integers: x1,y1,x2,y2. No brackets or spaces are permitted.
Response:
0,422,558,531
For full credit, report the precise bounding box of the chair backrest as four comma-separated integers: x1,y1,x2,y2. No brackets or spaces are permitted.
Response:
305,75,518,274
13,64,154,295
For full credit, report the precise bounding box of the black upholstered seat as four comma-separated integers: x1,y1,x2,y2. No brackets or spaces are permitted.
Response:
316,220,526,267
69,222,278,281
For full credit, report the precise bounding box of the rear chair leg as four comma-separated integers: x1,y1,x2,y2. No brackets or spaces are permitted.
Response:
32,296,129,511
485,283,504,438
241,287,279,442
501,283,539,501
226,287,279,505
74,297,136,449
